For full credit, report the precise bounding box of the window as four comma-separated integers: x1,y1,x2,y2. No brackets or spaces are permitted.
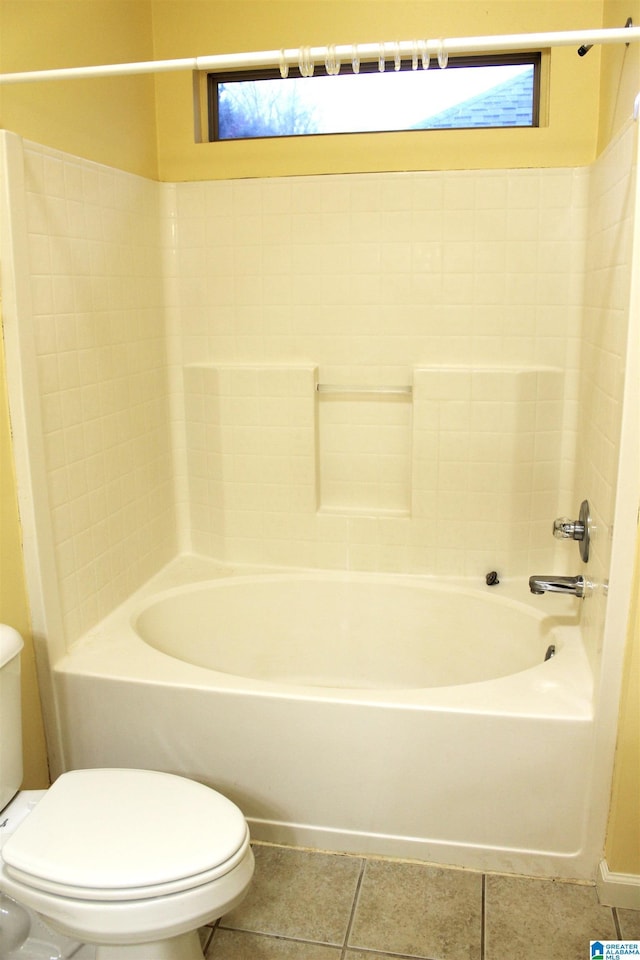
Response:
208,53,540,141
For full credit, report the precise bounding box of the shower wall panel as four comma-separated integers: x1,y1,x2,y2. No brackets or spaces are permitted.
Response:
576,122,639,677
8,137,620,638
412,366,565,574
184,363,317,564
173,168,588,575
18,140,176,643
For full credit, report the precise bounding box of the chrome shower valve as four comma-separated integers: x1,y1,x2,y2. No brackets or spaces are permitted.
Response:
552,499,591,562
553,517,585,539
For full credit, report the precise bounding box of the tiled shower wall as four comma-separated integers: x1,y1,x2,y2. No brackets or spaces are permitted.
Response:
576,122,638,669
9,128,635,645
20,140,176,642
172,167,588,575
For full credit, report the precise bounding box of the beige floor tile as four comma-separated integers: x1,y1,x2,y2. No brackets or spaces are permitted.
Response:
485,875,617,960
219,845,363,945
618,908,640,938
348,860,483,960
207,929,341,958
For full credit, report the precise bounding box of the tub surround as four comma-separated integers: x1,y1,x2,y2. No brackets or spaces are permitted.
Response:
169,164,588,584
3,130,599,648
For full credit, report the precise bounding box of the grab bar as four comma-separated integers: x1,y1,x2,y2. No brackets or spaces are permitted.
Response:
316,384,412,395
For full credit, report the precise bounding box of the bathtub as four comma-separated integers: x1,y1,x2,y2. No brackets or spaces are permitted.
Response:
54,557,596,879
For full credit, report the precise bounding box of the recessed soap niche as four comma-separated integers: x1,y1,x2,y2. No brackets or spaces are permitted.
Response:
184,364,564,550
316,383,413,516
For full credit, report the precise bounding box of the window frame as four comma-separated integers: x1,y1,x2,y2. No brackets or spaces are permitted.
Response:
207,51,542,142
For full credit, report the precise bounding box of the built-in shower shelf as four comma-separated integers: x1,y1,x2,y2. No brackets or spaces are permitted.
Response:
317,378,413,517
316,384,412,396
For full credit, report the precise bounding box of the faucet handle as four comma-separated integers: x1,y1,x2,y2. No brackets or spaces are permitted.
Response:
553,517,585,540
552,499,591,562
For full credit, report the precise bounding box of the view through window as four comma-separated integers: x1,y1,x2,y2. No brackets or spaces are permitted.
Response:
209,53,540,141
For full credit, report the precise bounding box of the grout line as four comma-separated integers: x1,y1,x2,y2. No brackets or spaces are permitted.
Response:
338,948,440,959
340,857,367,959
214,928,354,951
67,947,87,959
613,906,622,939
200,921,217,954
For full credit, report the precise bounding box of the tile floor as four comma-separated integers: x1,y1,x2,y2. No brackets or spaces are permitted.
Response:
201,843,640,960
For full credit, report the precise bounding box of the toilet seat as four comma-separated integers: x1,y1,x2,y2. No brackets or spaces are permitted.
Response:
3,834,251,901
1,769,249,902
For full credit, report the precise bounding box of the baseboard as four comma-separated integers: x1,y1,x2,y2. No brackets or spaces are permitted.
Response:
597,859,640,908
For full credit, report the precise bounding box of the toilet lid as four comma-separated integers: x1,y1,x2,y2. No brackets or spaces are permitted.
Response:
1,769,249,899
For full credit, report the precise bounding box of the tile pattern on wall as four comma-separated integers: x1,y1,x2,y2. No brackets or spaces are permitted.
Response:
184,364,317,564
317,387,413,517
21,142,176,642
183,362,566,574
172,169,587,372
172,166,588,576
412,366,565,573
575,122,638,675
10,128,636,636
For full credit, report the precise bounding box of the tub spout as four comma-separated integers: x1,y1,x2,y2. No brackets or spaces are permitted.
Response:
529,575,586,598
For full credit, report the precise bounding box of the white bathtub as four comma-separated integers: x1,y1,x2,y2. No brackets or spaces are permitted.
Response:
136,575,570,690
54,558,596,879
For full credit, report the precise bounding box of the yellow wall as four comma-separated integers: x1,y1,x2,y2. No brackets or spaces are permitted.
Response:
152,0,604,181
605,532,640,875
0,0,613,180
598,0,640,151
0,0,158,179
0,318,48,788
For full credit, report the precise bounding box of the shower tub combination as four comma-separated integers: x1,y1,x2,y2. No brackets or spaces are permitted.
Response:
54,560,595,879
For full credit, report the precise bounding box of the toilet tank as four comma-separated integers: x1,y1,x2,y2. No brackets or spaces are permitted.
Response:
0,625,24,811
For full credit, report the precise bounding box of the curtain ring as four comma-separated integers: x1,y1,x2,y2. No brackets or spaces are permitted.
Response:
437,40,448,69
393,41,401,71
299,45,314,77
351,43,360,74
378,42,386,72
411,40,419,71
279,50,289,79
422,40,431,70
306,46,315,76
325,43,340,75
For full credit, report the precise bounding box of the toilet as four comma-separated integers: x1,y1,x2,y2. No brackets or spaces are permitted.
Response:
0,625,254,960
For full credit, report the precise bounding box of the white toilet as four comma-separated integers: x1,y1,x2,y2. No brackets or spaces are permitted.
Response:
0,625,254,960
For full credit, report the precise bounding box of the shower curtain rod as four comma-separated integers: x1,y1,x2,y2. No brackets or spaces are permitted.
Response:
0,24,638,84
